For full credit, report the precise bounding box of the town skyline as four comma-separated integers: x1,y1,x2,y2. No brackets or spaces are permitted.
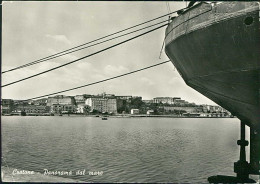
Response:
2,92,230,117
4,92,213,106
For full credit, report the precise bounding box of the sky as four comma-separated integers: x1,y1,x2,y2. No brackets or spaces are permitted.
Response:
1,1,217,105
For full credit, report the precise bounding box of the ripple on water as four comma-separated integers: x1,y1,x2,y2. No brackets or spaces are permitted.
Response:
2,117,241,182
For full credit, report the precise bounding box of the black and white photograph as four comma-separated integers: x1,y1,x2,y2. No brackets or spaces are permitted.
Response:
1,1,259,183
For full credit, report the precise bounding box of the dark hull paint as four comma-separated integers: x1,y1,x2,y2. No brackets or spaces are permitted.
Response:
165,2,259,174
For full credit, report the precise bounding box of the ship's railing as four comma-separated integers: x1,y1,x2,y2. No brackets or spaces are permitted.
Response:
165,2,260,45
165,2,212,43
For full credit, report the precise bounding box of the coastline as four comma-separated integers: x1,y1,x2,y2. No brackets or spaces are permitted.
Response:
1,114,234,118
1,166,83,183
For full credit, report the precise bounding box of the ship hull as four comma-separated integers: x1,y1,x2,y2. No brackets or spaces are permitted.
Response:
165,2,259,174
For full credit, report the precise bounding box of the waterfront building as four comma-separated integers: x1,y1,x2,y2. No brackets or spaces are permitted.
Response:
173,99,187,106
153,97,181,104
13,105,48,114
202,105,208,113
47,95,76,106
131,109,139,114
1,99,14,114
86,98,107,113
97,92,115,98
162,106,203,113
75,95,92,114
206,105,224,113
34,98,47,106
50,104,76,114
115,96,132,102
76,104,88,114
201,105,231,114
214,106,225,113
210,105,216,112
85,97,117,113
13,100,28,105
107,99,117,114
46,95,76,114
153,97,174,104
74,95,86,105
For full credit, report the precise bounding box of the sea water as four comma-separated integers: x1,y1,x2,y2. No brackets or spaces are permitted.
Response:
1,116,251,182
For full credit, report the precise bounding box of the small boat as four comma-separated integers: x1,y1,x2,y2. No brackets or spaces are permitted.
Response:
101,117,108,120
